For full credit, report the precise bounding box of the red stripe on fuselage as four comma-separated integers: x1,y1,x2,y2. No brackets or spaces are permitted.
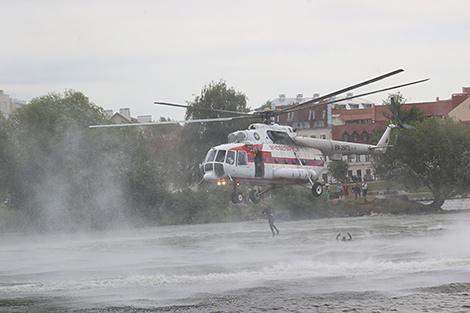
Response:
229,144,324,167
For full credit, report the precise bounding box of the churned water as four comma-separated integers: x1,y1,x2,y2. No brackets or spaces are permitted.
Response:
1,199,470,312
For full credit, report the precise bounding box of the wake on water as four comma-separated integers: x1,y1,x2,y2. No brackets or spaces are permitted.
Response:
1,199,470,312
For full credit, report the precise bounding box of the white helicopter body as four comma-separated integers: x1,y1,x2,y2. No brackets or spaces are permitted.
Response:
200,122,396,203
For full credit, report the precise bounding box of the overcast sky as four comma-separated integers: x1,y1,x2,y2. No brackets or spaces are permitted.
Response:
2,0,469,121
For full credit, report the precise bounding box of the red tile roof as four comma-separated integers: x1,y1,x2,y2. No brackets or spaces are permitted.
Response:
332,122,387,143
401,100,453,118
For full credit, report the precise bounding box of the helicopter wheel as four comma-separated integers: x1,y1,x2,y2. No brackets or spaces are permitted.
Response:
231,192,244,204
312,182,323,197
249,189,261,204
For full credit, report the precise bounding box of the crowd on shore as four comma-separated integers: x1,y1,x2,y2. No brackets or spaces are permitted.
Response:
325,180,368,201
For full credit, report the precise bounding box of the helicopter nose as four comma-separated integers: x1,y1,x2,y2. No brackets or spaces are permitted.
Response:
201,162,225,181
203,171,220,181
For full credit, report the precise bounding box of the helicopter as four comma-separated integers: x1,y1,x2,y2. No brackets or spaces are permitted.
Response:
90,69,427,204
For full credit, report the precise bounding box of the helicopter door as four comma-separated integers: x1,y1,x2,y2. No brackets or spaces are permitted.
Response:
254,149,264,178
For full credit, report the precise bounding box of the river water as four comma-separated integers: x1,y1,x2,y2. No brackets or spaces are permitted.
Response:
1,199,470,312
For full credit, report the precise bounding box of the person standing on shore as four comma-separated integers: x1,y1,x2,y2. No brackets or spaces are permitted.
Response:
343,184,349,200
354,183,361,199
362,180,368,197
337,184,343,200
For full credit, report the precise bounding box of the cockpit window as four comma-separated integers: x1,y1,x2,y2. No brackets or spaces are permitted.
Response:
215,150,226,162
205,149,216,162
225,150,235,165
237,151,248,166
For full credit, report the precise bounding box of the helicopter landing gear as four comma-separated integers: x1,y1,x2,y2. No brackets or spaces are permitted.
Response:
231,192,244,204
249,186,280,203
231,181,244,204
311,182,323,197
249,189,261,204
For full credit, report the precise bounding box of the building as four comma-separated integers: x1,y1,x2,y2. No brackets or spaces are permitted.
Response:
449,96,470,125
104,108,153,124
0,90,27,118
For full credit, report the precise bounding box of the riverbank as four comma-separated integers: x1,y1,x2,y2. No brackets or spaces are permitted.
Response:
237,193,442,223
323,195,439,218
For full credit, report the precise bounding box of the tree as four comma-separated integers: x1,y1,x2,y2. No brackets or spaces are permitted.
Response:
255,100,273,112
0,114,13,200
6,90,168,231
373,117,470,208
271,185,328,219
327,160,349,183
145,117,185,189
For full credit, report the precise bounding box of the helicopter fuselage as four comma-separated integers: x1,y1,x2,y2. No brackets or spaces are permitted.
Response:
200,123,325,186
199,122,395,203
200,142,324,186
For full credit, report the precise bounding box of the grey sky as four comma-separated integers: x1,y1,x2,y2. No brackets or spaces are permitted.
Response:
2,0,469,120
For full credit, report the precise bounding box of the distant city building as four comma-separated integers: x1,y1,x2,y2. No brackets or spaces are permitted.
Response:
105,108,152,125
0,90,27,118
104,109,114,118
137,115,152,123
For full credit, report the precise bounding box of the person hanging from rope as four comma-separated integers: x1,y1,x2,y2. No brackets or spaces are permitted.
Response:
262,203,279,237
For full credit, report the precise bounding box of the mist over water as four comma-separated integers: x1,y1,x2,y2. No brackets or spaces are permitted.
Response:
1,199,470,312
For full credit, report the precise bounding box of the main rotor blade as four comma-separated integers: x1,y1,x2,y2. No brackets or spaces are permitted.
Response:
89,115,257,129
278,78,429,115
285,69,405,112
155,101,252,116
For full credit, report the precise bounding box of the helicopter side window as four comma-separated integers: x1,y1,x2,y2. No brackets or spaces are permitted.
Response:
237,151,248,166
225,150,235,165
215,150,226,162
205,149,216,162
267,131,275,142
267,131,295,145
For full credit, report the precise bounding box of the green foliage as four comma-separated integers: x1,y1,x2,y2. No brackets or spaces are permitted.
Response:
161,186,236,225
4,90,168,231
143,118,185,188
185,80,250,120
327,160,349,183
270,185,328,219
0,114,13,198
256,100,273,111
373,117,470,208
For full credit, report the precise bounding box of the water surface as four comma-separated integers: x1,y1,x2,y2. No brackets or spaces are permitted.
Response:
1,199,470,312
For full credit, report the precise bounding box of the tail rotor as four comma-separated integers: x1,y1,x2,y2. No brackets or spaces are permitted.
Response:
390,97,416,149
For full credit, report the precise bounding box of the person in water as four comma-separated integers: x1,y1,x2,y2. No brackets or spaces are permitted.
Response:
336,232,352,241
262,203,279,237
